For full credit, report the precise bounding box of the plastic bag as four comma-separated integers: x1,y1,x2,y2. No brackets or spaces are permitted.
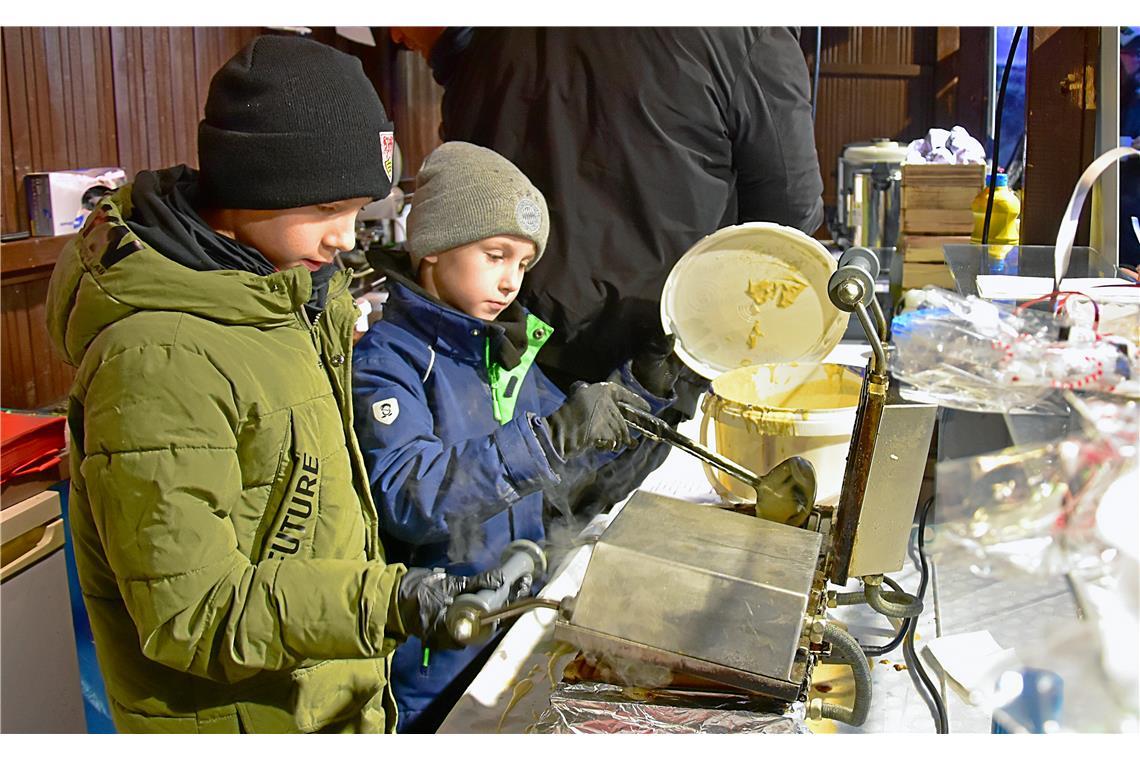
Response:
891,288,1133,414
934,395,1137,579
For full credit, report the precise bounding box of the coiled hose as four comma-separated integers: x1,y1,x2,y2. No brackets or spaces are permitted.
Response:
834,575,923,618
818,622,873,726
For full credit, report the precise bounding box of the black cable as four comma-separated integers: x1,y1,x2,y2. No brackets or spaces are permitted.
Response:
860,575,911,657
811,27,822,123
903,497,949,734
982,26,1024,245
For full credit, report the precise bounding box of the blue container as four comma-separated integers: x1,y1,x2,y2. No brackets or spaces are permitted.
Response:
991,668,1064,733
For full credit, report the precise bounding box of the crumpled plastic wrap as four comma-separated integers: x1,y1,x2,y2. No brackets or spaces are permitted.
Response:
931,394,1138,730
891,288,1134,414
934,395,1138,579
526,682,810,734
905,125,987,164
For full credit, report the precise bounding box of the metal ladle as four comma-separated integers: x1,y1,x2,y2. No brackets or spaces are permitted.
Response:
616,401,817,526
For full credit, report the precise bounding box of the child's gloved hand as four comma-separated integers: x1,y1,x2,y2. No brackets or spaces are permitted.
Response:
631,332,684,397
544,382,650,458
397,568,504,649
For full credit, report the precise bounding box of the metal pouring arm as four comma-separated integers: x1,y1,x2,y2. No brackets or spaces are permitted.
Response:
827,251,891,584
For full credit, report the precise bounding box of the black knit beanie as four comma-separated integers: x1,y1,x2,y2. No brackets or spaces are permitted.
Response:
198,35,394,209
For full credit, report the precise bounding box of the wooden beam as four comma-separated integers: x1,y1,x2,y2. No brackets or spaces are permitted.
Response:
0,233,72,276
1023,27,1100,246
820,62,926,78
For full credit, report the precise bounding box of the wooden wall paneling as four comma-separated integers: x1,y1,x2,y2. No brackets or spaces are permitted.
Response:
2,32,19,234
4,30,34,232
1,273,73,409
138,29,162,169
33,29,67,170
933,27,990,139
168,27,197,166
26,276,55,406
1,28,117,235
64,29,117,166
111,27,144,174
141,29,168,166
12,29,45,231
393,48,443,185
2,282,25,406
191,27,217,114
807,27,940,230
2,280,35,407
1022,27,1100,246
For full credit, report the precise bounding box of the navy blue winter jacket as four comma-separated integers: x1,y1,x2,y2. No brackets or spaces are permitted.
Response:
352,278,671,730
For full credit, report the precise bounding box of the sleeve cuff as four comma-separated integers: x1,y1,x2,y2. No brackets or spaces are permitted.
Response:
616,362,676,415
380,562,410,644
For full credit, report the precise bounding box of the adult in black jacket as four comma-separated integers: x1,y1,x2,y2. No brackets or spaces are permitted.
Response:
393,26,825,523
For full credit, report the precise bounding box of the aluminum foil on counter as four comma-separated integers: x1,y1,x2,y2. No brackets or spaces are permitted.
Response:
527,682,810,734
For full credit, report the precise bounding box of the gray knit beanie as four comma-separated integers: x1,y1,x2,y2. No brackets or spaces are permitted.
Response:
407,142,549,268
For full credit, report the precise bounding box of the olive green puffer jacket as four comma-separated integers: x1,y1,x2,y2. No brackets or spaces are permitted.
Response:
45,186,409,733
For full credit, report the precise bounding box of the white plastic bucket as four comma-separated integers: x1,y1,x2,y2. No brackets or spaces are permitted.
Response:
700,362,862,509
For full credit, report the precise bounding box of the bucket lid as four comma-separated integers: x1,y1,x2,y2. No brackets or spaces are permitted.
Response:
841,139,908,165
660,223,847,380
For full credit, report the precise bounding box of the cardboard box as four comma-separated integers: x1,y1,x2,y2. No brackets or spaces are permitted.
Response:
25,167,127,237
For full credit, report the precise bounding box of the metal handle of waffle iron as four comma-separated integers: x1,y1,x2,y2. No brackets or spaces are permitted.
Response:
829,249,887,374
838,247,889,343
616,400,765,502
445,540,548,646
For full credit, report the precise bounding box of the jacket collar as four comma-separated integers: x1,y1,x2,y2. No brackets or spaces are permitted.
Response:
383,279,528,363
47,185,361,365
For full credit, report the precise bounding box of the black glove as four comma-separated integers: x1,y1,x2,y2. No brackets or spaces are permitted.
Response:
631,332,684,398
397,568,504,650
544,382,651,459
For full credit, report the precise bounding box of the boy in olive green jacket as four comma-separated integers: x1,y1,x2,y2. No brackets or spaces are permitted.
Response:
46,35,499,734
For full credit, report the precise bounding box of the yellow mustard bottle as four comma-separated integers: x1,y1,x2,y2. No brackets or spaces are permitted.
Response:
970,172,1021,257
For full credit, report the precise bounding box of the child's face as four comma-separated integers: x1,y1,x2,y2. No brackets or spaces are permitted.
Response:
419,235,536,321
223,197,371,272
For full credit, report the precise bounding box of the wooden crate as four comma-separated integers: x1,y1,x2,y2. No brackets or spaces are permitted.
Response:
900,164,984,290
901,163,986,235
901,234,968,290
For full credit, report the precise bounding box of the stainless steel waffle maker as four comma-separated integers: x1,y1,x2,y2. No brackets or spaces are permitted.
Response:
448,241,938,726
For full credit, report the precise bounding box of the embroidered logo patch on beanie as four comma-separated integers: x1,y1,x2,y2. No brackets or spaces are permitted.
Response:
515,197,542,235
380,132,395,182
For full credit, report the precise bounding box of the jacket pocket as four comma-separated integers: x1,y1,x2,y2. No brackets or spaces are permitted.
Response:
289,659,388,733
258,409,323,561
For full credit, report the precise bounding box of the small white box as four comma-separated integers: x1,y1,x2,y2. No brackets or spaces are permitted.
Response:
24,167,127,237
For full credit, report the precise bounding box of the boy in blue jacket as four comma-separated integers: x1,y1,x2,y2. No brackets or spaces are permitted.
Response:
352,142,679,732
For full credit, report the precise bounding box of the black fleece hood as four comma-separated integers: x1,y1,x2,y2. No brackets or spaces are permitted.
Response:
126,165,337,315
